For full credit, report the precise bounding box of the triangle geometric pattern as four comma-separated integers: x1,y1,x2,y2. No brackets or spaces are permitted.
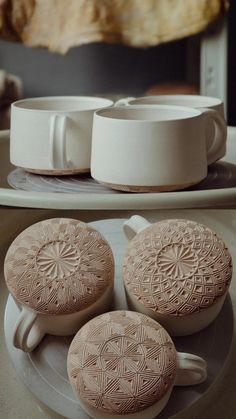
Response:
123,219,232,316
67,310,176,414
4,218,114,315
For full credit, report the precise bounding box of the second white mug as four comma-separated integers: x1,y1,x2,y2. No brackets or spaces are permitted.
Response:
115,94,227,162
91,105,227,192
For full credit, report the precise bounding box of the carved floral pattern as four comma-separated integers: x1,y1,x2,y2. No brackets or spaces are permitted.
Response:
123,219,232,316
157,244,198,279
67,311,176,414
36,241,80,278
4,218,114,314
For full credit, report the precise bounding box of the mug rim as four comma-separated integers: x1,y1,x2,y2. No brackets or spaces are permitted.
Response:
95,104,202,122
128,94,223,107
11,96,114,112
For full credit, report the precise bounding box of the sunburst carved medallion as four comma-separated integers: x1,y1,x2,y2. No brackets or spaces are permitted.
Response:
4,218,114,315
123,219,232,316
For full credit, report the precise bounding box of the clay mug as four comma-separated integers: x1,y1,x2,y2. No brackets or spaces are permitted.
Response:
115,94,227,163
67,310,207,419
91,105,226,192
10,96,113,175
122,215,232,336
4,218,114,352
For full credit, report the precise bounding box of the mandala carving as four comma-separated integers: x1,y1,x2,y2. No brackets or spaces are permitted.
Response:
157,244,198,279
67,310,176,414
4,218,114,315
36,241,80,278
123,219,232,316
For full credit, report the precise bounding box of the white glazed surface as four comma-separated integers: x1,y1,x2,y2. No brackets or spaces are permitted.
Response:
91,105,226,190
10,96,113,173
115,94,224,112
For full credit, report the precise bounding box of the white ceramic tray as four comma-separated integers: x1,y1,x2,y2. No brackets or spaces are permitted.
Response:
4,219,234,419
0,128,236,209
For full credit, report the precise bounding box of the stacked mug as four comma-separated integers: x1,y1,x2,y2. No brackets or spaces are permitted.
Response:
10,93,227,192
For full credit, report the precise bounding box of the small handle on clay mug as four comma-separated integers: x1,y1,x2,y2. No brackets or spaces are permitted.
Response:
114,97,135,107
123,215,151,240
49,114,70,169
175,352,207,386
13,306,45,352
201,108,227,165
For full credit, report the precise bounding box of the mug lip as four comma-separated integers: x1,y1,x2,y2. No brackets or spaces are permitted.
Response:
95,104,202,122
128,94,223,107
11,96,114,112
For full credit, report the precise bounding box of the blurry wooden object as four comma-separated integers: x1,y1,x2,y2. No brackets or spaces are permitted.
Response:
146,14,228,118
146,82,199,95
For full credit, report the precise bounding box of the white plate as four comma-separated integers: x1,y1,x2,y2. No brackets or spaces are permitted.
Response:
4,219,234,419
0,128,236,209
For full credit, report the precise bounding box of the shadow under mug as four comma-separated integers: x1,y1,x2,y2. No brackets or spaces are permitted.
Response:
115,94,226,163
10,96,113,175
91,105,227,192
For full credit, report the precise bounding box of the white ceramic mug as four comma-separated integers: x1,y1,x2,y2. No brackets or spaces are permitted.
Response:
4,217,115,352
67,310,207,419
115,94,226,162
122,215,232,336
10,96,113,174
91,105,227,192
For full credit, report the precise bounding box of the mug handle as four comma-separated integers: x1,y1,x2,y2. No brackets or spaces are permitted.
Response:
13,306,45,352
114,97,135,107
123,215,151,240
201,108,227,165
175,352,207,386
49,114,70,169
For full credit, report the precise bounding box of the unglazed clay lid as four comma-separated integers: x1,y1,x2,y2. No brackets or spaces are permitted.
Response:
123,219,232,316
4,218,114,315
67,310,177,414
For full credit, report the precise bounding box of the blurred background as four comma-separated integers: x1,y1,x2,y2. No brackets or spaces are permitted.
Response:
0,0,235,127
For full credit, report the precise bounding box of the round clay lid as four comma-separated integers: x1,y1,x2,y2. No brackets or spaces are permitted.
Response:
67,310,177,414
4,218,114,315
123,219,232,316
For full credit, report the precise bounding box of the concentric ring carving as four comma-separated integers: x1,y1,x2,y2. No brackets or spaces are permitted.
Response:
67,311,176,414
4,218,114,315
123,219,232,316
